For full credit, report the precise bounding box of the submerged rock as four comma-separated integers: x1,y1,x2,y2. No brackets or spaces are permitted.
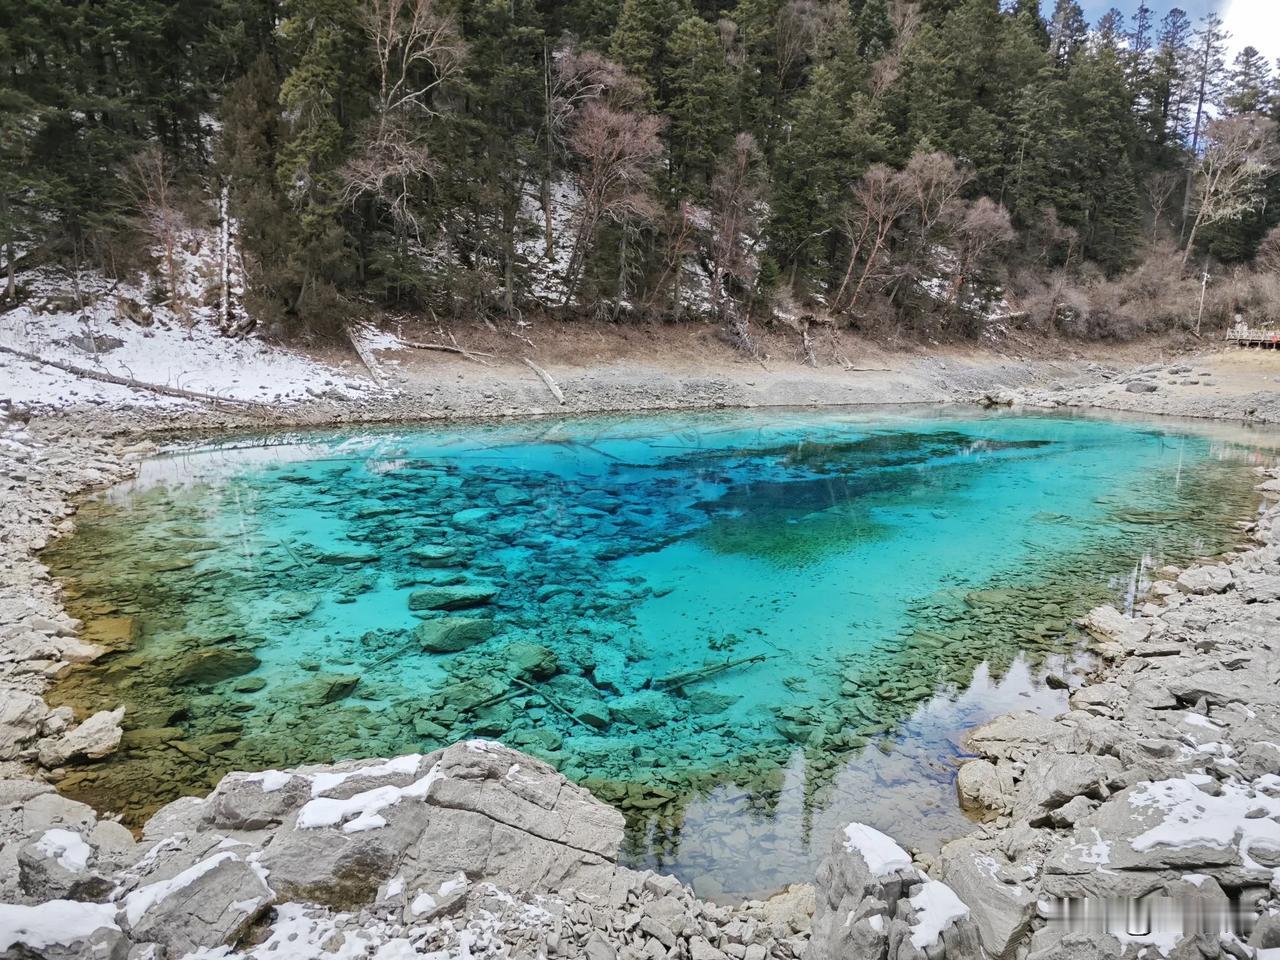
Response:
173,647,262,686
410,544,457,567
504,641,559,680
414,617,495,653
407,583,499,611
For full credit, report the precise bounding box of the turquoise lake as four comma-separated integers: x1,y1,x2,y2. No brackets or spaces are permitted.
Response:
44,408,1276,896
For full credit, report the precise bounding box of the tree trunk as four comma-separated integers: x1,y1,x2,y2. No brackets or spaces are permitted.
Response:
1,190,14,302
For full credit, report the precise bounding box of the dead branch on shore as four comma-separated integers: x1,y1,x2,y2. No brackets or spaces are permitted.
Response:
345,325,386,387
0,343,269,411
401,338,494,365
522,357,566,404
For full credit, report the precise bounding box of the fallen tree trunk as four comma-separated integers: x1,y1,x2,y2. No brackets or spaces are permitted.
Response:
522,357,565,404
0,343,268,410
652,653,770,691
402,339,495,364
345,325,385,388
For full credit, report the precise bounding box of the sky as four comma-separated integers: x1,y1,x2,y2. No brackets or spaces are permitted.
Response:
1047,0,1278,60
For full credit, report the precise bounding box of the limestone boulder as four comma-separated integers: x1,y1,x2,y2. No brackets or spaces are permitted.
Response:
1078,605,1151,650
0,691,51,761
808,822,983,960
121,851,272,954
937,836,1038,959
0,900,127,960
206,770,312,830
1238,572,1280,603
955,760,1010,815
964,712,1070,762
1175,566,1233,595
1012,754,1123,820
36,708,124,768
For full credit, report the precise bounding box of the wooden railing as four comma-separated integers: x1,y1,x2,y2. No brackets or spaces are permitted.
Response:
1226,327,1280,348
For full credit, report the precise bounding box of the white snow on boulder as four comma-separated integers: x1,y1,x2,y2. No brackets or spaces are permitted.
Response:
122,851,238,926
0,900,120,950
296,762,444,833
841,822,912,877
908,880,970,949
33,828,92,872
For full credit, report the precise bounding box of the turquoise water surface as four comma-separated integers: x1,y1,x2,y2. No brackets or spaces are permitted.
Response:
45,408,1274,895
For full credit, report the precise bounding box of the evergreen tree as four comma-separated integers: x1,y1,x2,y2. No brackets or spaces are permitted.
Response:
275,0,368,321
1009,0,1048,48
1047,0,1087,67
854,0,894,60
767,64,886,284
666,16,735,198
1008,45,1141,270
609,0,696,107
1223,47,1274,116
897,0,1044,198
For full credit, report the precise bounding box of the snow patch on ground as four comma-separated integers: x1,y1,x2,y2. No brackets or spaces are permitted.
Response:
1,254,378,410
296,762,443,833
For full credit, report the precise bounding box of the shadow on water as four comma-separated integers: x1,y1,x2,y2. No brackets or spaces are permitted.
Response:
39,408,1278,896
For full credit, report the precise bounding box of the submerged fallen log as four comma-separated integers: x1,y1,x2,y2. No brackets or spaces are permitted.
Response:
652,653,771,691
0,342,268,410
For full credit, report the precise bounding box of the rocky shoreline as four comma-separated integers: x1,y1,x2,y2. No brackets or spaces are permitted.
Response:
2,356,1279,959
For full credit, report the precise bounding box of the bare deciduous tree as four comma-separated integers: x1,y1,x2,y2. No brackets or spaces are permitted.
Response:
1257,226,1280,275
869,0,923,100
128,146,187,321
646,201,698,319
537,47,645,257
1183,115,1279,268
1145,170,1180,240
561,101,664,306
342,0,463,235
709,133,765,327
775,0,839,93
902,152,968,244
948,196,1014,307
834,164,913,312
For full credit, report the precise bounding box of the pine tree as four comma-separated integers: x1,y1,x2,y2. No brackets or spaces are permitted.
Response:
1047,0,1087,67
897,0,1044,198
1186,13,1229,153
667,16,735,198
1008,45,1141,270
854,0,894,60
1223,47,1274,116
1144,9,1193,150
1009,0,1048,49
767,64,887,284
609,0,696,107
275,0,369,322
